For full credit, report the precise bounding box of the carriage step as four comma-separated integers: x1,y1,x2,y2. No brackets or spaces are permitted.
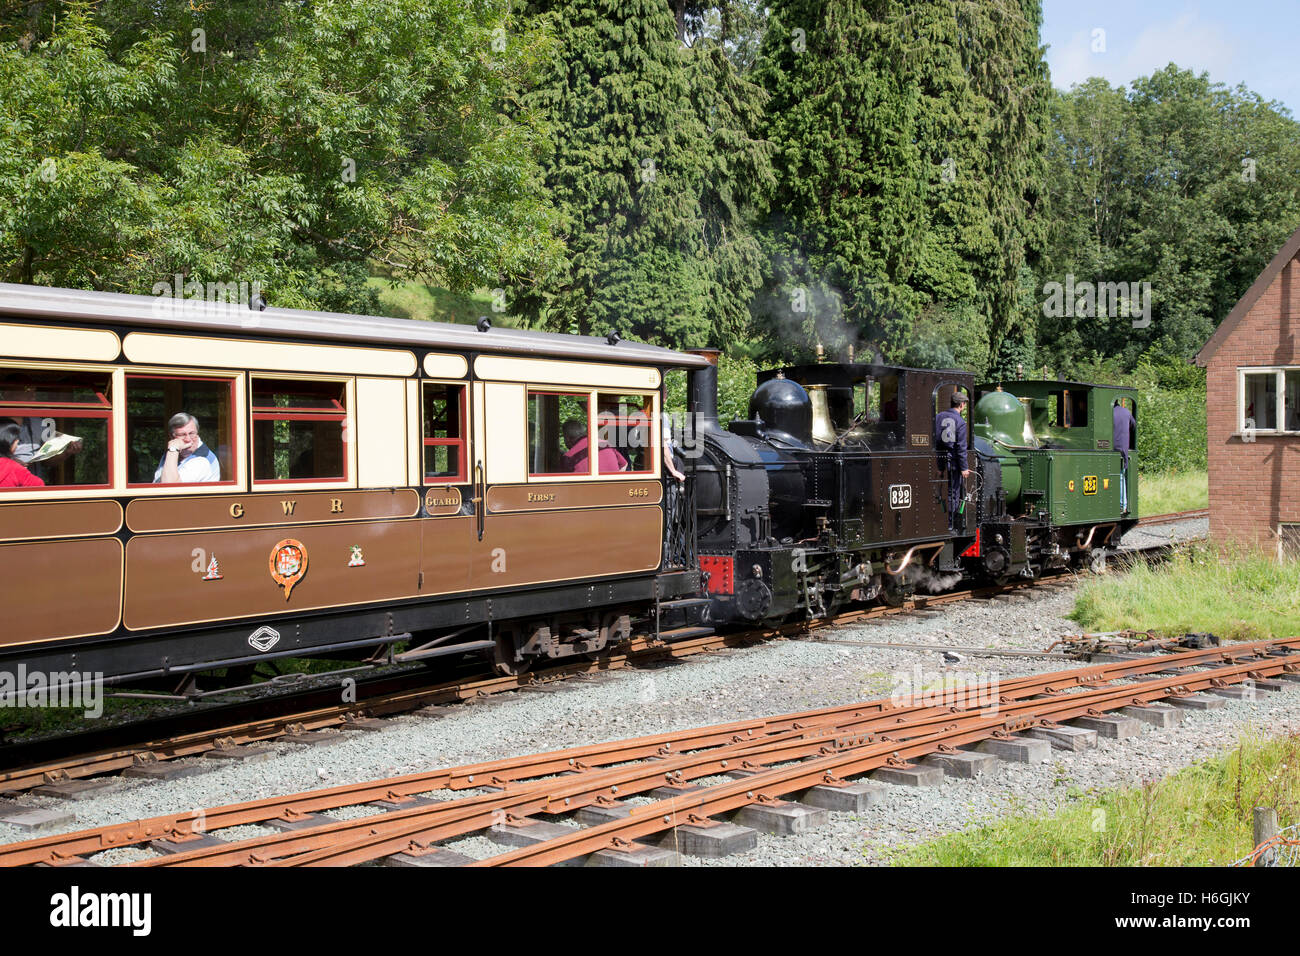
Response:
658,626,716,642
658,598,712,630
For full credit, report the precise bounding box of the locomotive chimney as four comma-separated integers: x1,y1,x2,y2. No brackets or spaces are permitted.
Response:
686,348,722,435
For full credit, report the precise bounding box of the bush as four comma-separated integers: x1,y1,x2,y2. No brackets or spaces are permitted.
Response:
1136,385,1206,473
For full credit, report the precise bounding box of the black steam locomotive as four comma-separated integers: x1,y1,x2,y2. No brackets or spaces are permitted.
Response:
680,353,1139,627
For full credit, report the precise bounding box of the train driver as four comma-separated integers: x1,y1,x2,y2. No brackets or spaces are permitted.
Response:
934,391,970,530
153,412,221,483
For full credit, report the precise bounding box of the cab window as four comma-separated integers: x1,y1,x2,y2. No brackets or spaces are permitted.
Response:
1050,389,1088,428
126,375,235,486
0,368,111,490
252,378,347,483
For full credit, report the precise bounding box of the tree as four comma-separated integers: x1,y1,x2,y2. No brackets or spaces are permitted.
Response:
511,0,771,348
1038,66,1300,371
752,0,1049,374
0,0,559,312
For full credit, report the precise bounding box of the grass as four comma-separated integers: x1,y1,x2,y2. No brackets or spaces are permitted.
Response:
0,657,361,742
893,732,1300,865
1137,469,1207,517
366,277,507,326
0,694,161,741
1070,543,1300,642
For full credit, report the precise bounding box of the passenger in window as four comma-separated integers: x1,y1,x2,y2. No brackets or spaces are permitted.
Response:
0,422,44,487
561,417,628,473
154,412,221,483
3,399,82,483
594,412,629,472
561,420,586,472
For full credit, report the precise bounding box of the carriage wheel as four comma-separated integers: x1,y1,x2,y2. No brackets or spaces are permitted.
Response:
492,625,531,677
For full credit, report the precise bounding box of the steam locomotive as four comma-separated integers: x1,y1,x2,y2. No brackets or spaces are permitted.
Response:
681,352,1138,628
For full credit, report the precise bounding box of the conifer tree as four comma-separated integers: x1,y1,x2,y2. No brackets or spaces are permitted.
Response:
753,0,1048,372
514,0,770,348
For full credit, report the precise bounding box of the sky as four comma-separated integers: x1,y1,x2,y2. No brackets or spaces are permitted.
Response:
1041,0,1300,115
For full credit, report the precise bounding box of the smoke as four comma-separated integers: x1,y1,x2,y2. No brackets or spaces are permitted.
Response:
752,240,896,362
910,564,963,594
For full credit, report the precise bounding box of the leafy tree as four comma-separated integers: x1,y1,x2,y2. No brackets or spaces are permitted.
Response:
669,0,769,71
1038,66,1300,369
752,0,1049,373
0,0,558,311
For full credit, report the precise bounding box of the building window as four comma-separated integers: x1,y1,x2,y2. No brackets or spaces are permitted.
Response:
422,382,466,483
1239,367,1300,434
252,378,347,483
126,375,235,485
528,390,590,476
1281,524,1300,560
0,368,112,490
595,393,656,474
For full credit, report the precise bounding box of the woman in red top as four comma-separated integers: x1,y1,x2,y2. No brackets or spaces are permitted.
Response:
0,422,44,487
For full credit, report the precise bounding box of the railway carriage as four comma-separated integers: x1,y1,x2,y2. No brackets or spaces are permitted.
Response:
0,283,704,687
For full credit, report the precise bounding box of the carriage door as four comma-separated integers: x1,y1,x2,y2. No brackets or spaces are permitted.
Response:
417,366,473,597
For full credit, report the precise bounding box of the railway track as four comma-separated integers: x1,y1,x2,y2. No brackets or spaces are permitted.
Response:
1137,508,1209,526
0,573,1082,795
3,636,1295,867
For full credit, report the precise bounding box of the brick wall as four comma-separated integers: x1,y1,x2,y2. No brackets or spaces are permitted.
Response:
1206,256,1300,551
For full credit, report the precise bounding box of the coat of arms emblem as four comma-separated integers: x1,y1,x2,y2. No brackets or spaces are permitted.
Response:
269,539,308,600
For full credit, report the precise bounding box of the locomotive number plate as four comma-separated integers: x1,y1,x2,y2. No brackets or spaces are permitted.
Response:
889,484,912,510
1082,475,1098,495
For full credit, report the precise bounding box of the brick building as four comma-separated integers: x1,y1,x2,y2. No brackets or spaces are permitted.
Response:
1195,224,1300,555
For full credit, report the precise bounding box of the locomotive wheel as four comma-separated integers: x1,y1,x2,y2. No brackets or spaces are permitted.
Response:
879,584,909,608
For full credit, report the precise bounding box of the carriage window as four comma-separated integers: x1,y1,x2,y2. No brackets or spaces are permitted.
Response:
528,391,590,476
252,378,347,483
423,382,466,483
126,375,235,485
0,369,111,490
595,393,655,474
